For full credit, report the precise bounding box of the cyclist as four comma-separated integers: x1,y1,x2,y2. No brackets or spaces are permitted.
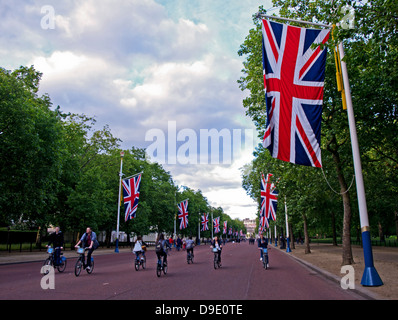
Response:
155,233,169,266
75,227,99,271
257,232,268,265
46,226,64,266
186,235,195,260
210,235,222,266
133,236,147,262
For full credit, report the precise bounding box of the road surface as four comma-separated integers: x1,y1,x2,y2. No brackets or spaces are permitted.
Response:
0,242,367,300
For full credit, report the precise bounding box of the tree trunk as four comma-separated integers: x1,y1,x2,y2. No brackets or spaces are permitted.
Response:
303,213,311,254
289,223,295,249
331,211,338,246
395,211,398,238
330,146,354,265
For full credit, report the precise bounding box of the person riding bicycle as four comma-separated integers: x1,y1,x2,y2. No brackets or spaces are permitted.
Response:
75,227,99,271
186,235,195,260
210,236,222,266
133,236,147,262
46,227,64,266
257,232,268,263
155,233,169,266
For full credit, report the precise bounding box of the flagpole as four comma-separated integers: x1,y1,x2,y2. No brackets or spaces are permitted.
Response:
338,42,383,287
274,224,277,247
115,151,124,253
198,216,200,245
256,13,332,28
124,171,143,180
211,211,214,239
285,196,291,253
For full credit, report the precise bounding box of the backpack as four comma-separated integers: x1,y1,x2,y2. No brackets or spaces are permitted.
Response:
155,240,164,253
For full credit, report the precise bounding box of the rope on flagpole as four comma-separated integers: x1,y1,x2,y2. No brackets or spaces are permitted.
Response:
321,166,355,195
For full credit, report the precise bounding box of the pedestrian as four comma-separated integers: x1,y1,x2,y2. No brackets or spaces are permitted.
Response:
176,236,182,251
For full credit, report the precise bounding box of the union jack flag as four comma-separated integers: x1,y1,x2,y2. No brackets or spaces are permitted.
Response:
201,213,209,231
223,221,227,234
213,216,220,234
122,173,142,222
261,19,330,168
228,227,232,235
177,199,189,229
260,173,278,225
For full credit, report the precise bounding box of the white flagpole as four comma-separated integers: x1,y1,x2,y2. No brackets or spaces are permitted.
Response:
115,151,124,253
338,43,382,286
285,196,291,253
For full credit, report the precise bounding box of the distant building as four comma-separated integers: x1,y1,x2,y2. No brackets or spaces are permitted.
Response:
243,218,256,236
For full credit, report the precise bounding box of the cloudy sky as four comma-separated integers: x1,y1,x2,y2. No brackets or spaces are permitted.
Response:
1,0,276,220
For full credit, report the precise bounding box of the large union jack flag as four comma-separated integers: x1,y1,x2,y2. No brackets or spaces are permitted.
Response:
122,173,142,222
177,199,189,229
201,213,209,231
260,173,278,228
261,19,330,168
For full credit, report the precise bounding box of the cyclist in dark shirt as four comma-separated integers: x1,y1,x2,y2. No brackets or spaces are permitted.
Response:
46,227,64,266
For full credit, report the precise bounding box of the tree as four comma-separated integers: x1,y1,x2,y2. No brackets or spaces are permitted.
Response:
0,66,63,229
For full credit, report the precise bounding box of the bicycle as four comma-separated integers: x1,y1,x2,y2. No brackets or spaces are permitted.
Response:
74,246,94,277
156,255,168,277
259,247,269,269
134,251,146,271
187,250,194,264
42,246,67,274
212,247,221,269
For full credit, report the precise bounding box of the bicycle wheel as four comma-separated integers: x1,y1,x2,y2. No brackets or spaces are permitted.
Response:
142,256,146,270
57,258,67,273
265,254,269,270
135,259,139,271
75,258,83,277
42,258,52,274
86,259,94,274
156,261,162,277
214,254,218,269
163,260,167,275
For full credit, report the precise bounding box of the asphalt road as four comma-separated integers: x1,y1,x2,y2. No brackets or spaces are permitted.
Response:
0,242,367,300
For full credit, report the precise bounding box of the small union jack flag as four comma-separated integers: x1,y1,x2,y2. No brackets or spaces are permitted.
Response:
177,199,189,229
201,213,209,231
223,221,227,234
260,173,278,226
122,173,142,222
261,19,330,167
213,216,220,234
